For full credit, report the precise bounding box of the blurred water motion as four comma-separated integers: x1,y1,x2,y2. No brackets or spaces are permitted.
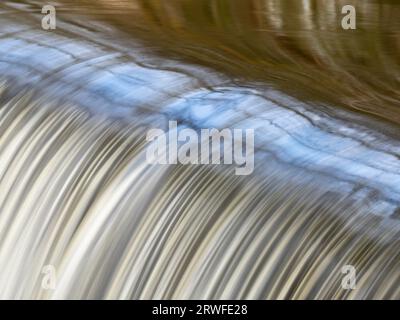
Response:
84,0,400,124
0,0,399,299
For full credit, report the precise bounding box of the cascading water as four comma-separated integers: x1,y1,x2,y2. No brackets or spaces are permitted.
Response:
0,0,399,299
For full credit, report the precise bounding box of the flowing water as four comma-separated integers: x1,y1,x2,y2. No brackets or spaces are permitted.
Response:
0,0,399,299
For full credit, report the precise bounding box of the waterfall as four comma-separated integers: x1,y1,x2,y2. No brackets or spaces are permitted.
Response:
0,0,399,299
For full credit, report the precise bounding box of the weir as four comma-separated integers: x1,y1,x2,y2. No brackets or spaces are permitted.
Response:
0,1,399,299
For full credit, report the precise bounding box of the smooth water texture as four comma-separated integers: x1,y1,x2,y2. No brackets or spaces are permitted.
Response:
0,0,399,299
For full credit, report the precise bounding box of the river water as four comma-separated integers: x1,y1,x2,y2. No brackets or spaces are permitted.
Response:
0,0,399,299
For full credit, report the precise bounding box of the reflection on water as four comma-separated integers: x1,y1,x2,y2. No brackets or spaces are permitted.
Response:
77,0,400,124
0,0,399,299
5,0,400,122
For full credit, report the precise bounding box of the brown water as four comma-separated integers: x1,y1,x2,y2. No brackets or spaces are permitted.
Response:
0,0,399,299
56,0,400,124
